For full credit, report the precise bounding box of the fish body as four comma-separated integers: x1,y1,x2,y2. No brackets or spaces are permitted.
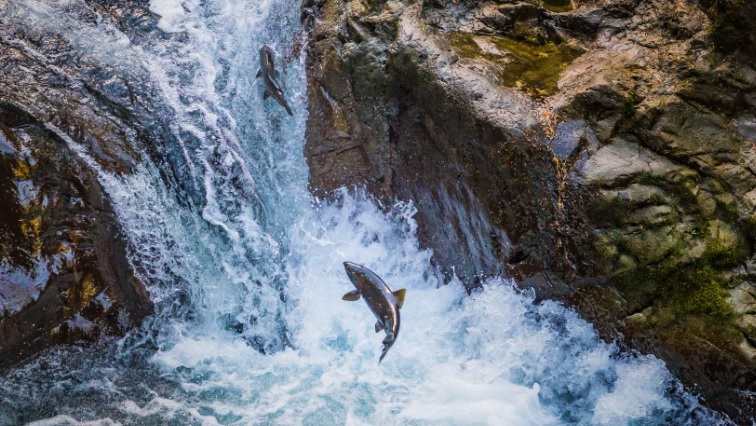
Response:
256,46,293,116
342,261,406,363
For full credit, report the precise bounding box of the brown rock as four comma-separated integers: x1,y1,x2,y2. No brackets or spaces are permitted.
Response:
0,103,151,369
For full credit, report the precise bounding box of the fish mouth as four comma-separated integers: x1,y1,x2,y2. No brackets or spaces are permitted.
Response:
343,261,364,278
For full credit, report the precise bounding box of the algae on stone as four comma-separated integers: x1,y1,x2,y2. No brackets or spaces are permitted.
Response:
614,240,741,320
539,0,573,13
449,32,584,98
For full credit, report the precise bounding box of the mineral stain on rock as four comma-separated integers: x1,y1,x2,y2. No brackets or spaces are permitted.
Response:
539,0,573,13
449,31,584,98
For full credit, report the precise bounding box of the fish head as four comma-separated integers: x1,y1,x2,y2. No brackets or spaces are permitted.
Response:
343,261,372,292
260,46,274,70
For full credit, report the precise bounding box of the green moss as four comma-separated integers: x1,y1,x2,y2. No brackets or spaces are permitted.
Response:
631,172,659,186
742,214,756,240
539,0,573,13
622,90,642,118
632,173,698,208
646,192,665,205
719,193,739,213
615,240,740,321
449,32,584,98
659,262,734,317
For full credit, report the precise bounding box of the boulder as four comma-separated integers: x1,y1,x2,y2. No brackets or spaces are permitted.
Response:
0,103,151,369
0,1,168,369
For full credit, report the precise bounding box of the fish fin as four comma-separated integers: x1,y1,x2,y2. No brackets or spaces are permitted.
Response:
263,90,271,100
255,69,261,79
341,289,361,301
375,321,384,333
392,288,406,310
275,96,294,116
382,332,395,344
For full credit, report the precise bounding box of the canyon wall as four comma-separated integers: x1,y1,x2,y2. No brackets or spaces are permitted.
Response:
303,0,756,421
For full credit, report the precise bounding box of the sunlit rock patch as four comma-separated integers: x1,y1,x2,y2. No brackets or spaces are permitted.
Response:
449,31,584,98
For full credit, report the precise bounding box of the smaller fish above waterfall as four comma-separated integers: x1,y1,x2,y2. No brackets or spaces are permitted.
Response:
256,45,293,116
342,261,406,364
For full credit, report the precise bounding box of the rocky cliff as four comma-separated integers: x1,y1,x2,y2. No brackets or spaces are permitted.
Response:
0,103,151,368
303,0,756,421
0,1,162,369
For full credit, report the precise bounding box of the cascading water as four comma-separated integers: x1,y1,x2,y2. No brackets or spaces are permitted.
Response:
0,0,732,424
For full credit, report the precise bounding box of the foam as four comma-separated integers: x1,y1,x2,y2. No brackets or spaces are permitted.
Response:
26,416,120,426
149,0,188,33
135,193,704,425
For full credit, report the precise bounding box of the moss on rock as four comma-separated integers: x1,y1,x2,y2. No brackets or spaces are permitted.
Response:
449,32,583,98
538,0,573,13
614,240,741,321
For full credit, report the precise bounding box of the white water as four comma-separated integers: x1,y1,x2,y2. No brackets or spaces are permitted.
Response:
0,0,725,424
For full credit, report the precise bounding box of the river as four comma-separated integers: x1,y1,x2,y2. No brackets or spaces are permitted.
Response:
0,0,728,424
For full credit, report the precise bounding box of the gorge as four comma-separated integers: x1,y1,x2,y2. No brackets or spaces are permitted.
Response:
0,0,754,424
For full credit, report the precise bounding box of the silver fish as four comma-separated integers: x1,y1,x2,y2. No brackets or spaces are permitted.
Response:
256,45,293,116
342,261,406,363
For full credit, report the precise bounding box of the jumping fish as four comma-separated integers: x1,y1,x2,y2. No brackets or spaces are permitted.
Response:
342,261,406,363
256,45,293,116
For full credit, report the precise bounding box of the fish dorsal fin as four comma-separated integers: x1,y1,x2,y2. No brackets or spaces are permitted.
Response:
392,289,406,310
263,90,271,100
375,321,384,333
342,289,361,301
255,69,261,79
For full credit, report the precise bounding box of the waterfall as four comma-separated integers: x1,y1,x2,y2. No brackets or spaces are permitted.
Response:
0,0,729,424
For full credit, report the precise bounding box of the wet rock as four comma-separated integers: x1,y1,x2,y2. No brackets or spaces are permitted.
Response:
0,1,196,205
0,102,151,369
0,1,178,368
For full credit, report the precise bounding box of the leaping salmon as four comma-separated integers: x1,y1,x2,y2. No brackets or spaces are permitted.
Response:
256,45,293,116
342,261,406,364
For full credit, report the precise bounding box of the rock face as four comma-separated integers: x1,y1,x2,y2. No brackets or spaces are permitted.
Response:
0,0,162,369
0,103,151,368
304,0,756,421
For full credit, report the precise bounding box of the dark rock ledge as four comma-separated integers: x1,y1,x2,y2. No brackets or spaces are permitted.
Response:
0,102,151,369
303,0,756,421
0,0,164,370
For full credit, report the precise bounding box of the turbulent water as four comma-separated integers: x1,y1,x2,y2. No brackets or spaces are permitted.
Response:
0,0,731,425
